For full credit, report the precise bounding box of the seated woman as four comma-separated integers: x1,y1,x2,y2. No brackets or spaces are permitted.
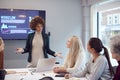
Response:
0,37,4,69
53,36,87,74
110,34,120,80
65,37,114,80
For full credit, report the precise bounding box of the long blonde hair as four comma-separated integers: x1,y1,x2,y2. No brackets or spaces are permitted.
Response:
66,36,84,68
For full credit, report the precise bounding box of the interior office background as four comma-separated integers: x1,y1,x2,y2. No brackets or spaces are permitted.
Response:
0,0,120,68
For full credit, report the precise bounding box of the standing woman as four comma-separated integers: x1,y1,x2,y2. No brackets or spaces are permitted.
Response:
65,37,114,80
110,35,120,80
16,16,62,68
53,36,87,74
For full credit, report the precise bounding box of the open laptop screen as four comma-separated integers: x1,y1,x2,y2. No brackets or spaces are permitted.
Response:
36,58,56,72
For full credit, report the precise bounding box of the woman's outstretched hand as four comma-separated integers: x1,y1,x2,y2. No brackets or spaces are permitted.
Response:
55,53,63,58
16,48,23,53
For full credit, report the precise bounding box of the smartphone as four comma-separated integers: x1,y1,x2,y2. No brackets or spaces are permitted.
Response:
55,74,65,77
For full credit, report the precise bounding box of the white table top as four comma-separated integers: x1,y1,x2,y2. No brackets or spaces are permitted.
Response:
5,68,65,80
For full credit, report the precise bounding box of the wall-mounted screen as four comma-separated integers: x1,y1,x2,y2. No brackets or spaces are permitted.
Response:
0,9,46,40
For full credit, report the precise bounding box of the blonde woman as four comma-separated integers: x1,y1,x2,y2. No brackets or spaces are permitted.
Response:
53,36,87,74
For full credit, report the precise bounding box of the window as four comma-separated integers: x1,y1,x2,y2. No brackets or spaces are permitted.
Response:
98,8,120,66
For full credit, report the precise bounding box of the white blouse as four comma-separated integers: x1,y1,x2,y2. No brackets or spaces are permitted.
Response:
27,32,44,68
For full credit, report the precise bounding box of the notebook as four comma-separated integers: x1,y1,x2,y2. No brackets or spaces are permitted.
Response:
36,58,56,72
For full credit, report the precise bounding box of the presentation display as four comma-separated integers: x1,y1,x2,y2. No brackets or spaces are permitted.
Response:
0,9,45,40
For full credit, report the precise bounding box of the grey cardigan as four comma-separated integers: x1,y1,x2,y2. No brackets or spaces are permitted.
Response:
73,55,113,80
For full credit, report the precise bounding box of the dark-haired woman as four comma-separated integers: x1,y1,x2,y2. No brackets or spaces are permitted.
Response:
16,16,62,68
65,37,114,80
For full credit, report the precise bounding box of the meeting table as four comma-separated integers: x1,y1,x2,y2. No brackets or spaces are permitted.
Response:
4,68,67,80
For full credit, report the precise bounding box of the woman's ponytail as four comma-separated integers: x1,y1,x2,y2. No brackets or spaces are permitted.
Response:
103,46,114,76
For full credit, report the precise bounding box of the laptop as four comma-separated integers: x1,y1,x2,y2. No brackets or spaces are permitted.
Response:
36,58,56,72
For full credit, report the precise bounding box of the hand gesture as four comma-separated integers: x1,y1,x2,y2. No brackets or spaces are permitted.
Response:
16,48,23,53
55,53,63,58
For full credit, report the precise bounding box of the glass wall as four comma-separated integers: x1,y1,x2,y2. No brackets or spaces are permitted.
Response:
98,8,120,66
91,1,120,66
99,8,120,46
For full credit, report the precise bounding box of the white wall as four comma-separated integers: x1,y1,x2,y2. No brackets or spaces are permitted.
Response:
0,0,83,68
